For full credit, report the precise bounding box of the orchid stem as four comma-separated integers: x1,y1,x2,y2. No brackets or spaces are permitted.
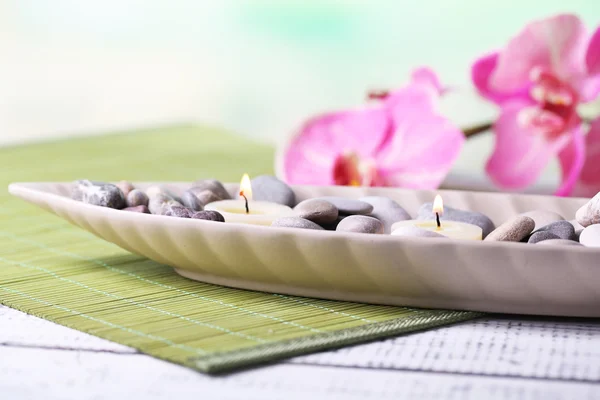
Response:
462,122,493,138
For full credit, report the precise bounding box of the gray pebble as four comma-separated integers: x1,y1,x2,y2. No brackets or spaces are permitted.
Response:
579,225,600,247
417,203,495,238
272,217,324,230
181,190,204,211
71,180,126,209
316,197,373,216
188,189,223,207
116,181,135,197
520,210,564,230
576,192,600,227
126,189,149,208
251,175,296,207
145,185,182,204
294,199,338,224
528,231,560,244
336,215,384,234
191,210,225,222
163,205,193,218
191,179,231,201
359,196,411,234
537,239,582,247
123,205,150,213
533,220,576,240
391,226,447,239
485,216,535,242
148,193,183,215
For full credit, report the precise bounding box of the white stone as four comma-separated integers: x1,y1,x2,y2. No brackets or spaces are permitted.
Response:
579,225,600,247
576,193,600,227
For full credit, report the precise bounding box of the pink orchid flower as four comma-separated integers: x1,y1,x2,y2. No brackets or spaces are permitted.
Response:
472,14,600,196
278,68,464,188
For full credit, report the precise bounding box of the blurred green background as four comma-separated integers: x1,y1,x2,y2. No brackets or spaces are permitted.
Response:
0,0,599,190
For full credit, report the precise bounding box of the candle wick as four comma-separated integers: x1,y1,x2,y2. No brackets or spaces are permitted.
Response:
240,191,249,214
435,212,441,228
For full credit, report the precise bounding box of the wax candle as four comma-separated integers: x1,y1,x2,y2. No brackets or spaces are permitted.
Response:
204,174,293,225
391,195,482,240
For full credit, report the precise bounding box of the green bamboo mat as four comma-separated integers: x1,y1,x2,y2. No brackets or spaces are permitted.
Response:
0,125,480,373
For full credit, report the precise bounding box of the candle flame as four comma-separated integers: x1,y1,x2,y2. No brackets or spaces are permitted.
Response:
239,173,252,201
432,194,443,214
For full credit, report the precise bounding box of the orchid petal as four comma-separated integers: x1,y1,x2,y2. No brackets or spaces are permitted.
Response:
410,67,445,95
555,124,586,196
281,108,390,185
573,118,600,197
471,52,531,105
491,14,588,92
586,26,600,75
375,86,464,189
486,101,571,189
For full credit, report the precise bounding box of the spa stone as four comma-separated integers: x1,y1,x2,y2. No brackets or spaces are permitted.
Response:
576,192,600,227
126,189,149,208
579,225,600,247
272,217,324,230
71,180,126,209
485,216,535,242
359,196,411,234
315,197,373,216
251,175,296,207
294,199,338,224
191,210,225,222
336,215,384,234
532,220,576,241
528,231,560,244
519,210,564,230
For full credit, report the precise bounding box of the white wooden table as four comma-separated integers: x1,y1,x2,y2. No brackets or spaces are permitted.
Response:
2,304,599,400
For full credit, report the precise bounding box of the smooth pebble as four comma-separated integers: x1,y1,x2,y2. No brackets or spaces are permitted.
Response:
576,192,600,227
316,197,373,216
485,216,535,242
191,210,225,222
116,181,135,197
417,203,495,238
520,210,564,230
391,226,447,239
163,205,193,218
294,199,338,224
528,231,560,244
359,196,411,234
145,185,182,204
537,239,582,247
181,190,204,211
579,225,600,247
123,205,150,213
336,215,383,234
191,179,231,201
148,193,183,215
126,189,149,208
532,220,575,240
251,175,296,207
271,217,324,230
188,188,223,206
71,180,126,209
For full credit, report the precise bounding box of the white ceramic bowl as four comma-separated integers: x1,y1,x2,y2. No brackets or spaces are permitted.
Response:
8,182,600,317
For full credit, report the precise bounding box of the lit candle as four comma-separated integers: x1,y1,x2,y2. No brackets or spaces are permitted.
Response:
391,195,482,240
204,174,294,225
